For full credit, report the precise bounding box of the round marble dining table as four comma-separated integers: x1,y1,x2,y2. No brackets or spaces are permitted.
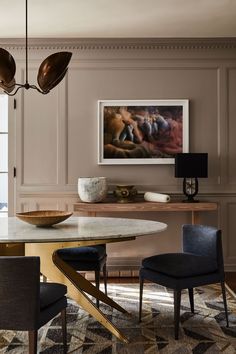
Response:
0,216,167,343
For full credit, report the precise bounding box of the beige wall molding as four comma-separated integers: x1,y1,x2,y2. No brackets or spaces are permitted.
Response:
1,37,236,51
9,37,236,270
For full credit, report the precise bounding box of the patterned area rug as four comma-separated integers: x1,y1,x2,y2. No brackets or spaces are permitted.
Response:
0,283,236,353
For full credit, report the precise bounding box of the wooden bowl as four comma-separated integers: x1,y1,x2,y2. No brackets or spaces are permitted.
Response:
16,210,73,227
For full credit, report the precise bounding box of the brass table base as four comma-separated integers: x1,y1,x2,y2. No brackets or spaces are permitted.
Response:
25,238,135,343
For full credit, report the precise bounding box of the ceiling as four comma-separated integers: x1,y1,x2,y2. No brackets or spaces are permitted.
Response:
0,0,236,38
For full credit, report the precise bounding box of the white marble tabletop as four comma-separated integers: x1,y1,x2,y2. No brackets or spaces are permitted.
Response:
0,216,167,243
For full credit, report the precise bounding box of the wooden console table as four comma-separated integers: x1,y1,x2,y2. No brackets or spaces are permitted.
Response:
74,201,218,224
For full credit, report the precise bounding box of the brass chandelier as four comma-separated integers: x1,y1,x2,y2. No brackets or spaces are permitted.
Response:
0,0,72,96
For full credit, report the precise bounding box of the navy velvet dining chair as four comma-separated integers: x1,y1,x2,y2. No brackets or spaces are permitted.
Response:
0,256,68,354
56,244,107,307
139,224,229,339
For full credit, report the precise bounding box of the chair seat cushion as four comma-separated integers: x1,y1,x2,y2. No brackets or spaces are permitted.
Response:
40,283,67,310
57,246,106,262
142,253,218,278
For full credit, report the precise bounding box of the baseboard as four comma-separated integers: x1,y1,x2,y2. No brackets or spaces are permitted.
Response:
224,264,236,272
107,257,236,272
85,256,236,280
85,269,139,280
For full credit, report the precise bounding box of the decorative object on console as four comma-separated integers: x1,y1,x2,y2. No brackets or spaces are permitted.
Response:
16,210,73,227
175,153,208,203
114,185,137,203
78,177,108,203
144,192,171,203
0,0,72,96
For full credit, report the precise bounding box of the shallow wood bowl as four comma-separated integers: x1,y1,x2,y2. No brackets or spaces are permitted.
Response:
16,210,73,227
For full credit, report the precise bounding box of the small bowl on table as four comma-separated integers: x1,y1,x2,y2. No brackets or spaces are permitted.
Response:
16,210,73,227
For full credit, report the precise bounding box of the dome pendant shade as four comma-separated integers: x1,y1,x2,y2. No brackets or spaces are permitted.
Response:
37,52,72,93
0,48,16,84
0,78,16,93
43,67,68,92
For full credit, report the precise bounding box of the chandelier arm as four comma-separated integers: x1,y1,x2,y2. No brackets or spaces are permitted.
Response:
3,83,49,96
14,83,26,87
30,84,50,94
4,86,22,96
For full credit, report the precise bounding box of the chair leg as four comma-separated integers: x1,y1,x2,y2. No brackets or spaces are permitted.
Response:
139,278,144,322
188,288,194,313
103,263,108,295
95,270,100,308
221,281,229,327
174,290,181,340
61,308,67,354
28,330,37,354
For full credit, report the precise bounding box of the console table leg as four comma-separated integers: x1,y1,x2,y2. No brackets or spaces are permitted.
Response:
88,211,97,217
191,211,200,224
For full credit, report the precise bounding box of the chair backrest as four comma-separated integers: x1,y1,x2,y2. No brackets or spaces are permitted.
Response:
0,256,40,331
182,224,224,272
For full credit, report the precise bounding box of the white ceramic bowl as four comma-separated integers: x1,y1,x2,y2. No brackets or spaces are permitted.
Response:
78,177,107,203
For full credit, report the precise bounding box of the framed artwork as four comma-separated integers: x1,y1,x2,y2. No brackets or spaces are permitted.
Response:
98,99,189,165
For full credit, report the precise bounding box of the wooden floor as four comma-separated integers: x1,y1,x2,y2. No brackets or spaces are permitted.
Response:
225,272,236,293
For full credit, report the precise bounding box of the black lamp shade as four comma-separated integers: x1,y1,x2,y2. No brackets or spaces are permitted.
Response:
175,153,208,178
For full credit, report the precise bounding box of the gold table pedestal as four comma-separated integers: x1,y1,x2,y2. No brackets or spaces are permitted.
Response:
25,238,135,343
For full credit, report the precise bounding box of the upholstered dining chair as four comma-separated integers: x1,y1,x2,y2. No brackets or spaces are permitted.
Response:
139,224,229,339
0,256,67,354
56,244,107,307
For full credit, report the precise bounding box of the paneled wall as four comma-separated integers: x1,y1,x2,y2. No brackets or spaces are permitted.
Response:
5,38,236,271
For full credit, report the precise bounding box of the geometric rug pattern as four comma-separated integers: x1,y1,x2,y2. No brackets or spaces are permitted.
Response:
0,283,236,353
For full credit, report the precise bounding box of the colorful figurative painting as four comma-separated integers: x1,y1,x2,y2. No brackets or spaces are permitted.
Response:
98,100,189,164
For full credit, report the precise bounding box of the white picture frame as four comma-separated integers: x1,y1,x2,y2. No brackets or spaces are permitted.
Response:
98,99,189,165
